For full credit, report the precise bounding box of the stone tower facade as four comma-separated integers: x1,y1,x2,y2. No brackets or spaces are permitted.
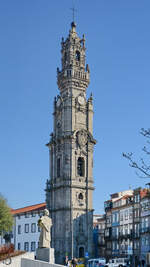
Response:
46,22,96,264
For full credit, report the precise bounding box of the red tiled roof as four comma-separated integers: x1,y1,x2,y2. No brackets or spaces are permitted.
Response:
11,202,46,215
113,194,132,203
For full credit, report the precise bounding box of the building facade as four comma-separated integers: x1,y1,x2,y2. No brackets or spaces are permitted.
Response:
140,189,150,263
93,215,105,258
104,190,133,260
93,187,150,265
11,203,46,252
46,21,96,263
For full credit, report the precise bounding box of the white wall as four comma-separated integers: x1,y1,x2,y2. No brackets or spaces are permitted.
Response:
0,252,34,267
13,211,43,252
21,258,64,267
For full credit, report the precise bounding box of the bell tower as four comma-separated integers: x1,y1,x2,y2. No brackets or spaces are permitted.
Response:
46,22,96,263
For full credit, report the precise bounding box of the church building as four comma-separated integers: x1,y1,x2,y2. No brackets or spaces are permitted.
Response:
46,21,96,263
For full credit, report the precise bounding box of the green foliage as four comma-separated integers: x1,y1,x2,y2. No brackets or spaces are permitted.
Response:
0,194,13,235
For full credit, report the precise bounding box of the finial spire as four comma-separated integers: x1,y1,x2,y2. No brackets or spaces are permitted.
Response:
70,5,77,23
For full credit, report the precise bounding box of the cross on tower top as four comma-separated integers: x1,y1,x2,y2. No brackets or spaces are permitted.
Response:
70,6,77,22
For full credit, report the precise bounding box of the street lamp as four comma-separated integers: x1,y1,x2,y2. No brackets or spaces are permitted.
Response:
71,201,74,259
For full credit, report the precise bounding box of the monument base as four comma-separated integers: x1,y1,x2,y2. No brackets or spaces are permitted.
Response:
36,247,55,263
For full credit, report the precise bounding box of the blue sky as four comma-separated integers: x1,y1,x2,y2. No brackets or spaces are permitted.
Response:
0,0,150,213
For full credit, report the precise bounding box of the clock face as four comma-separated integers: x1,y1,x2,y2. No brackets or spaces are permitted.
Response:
78,95,85,105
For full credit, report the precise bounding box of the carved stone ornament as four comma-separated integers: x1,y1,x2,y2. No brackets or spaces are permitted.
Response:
56,97,61,108
77,130,87,147
78,95,85,105
57,120,61,128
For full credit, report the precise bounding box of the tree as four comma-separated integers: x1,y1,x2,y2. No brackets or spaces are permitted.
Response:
123,128,150,178
0,194,14,238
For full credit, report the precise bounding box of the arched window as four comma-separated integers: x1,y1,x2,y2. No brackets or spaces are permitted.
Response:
79,246,84,258
64,52,67,63
57,158,60,177
77,157,84,177
78,193,83,200
76,50,80,61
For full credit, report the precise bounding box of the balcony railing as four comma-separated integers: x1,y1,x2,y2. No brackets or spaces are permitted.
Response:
119,233,133,239
140,227,150,233
111,236,119,240
57,69,89,82
98,229,105,234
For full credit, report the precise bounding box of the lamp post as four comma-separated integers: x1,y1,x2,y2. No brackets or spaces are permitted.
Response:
71,201,74,259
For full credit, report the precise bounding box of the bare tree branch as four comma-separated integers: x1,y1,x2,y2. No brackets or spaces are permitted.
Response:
143,146,150,155
140,128,150,138
123,128,150,178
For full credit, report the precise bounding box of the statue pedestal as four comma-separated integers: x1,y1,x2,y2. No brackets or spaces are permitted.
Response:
36,247,55,263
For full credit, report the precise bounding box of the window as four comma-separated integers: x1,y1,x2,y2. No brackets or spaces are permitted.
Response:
134,194,140,203
17,215,21,219
129,224,133,234
64,52,67,63
18,225,21,234
77,157,84,177
67,70,71,77
106,216,111,224
18,243,21,250
112,227,118,237
39,211,43,217
129,209,133,219
134,224,139,236
141,237,145,246
76,51,80,61
78,193,83,200
120,212,123,221
124,225,128,235
112,228,116,237
25,213,29,218
24,242,29,251
145,217,148,228
125,210,128,220
135,241,139,249
31,242,36,251
32,212,36,217
120,226,123,235
31,223,36,233
134,209,139,218
112,213,118,223
107,242,111,249
105,229,110,237
38,225,41,232
145,236,149,246
57,158,60,177
112,241,118,251
25,224,29,233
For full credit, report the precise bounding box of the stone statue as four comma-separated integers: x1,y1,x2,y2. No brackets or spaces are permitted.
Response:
38,209,52,248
